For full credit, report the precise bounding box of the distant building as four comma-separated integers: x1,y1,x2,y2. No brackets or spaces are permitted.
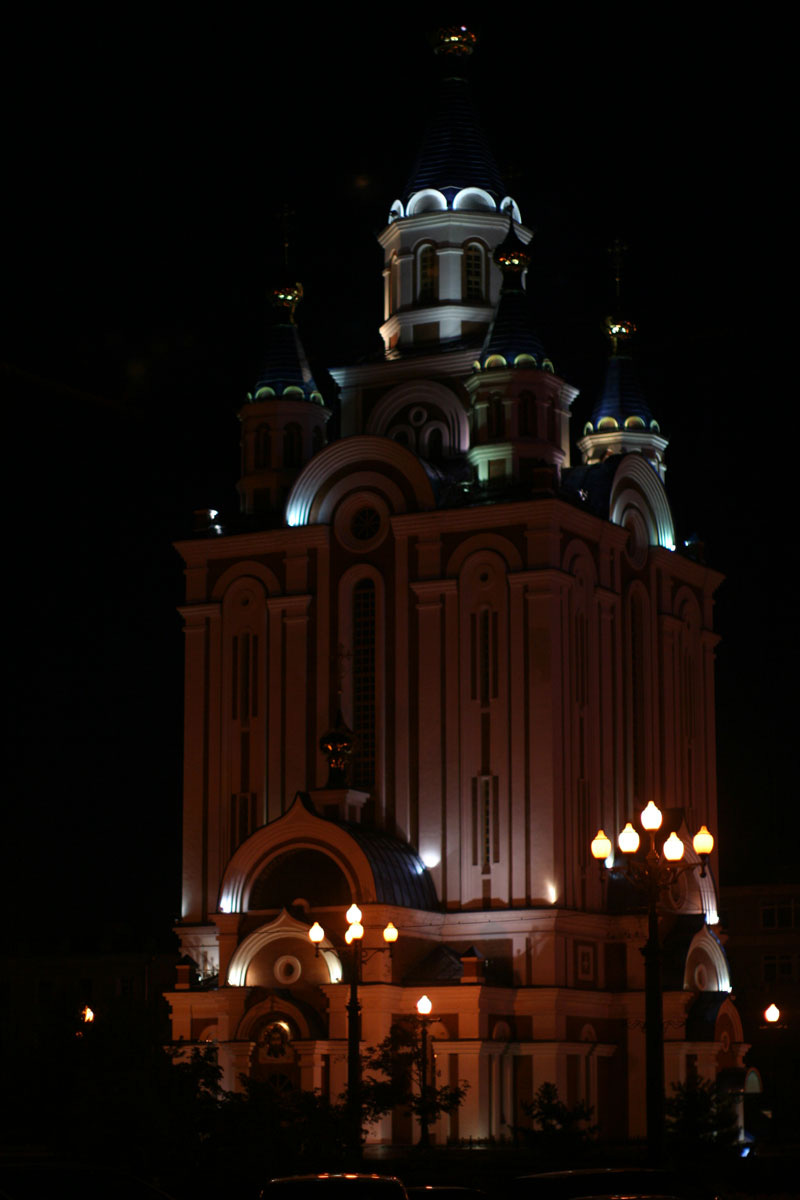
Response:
165,29,745,1144
719,882,799,1142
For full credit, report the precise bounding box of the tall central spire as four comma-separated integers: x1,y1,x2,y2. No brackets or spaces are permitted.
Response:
378,28,528,358
402,27,506,209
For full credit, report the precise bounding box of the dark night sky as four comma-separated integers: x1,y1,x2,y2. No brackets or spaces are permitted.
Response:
4,10,793,949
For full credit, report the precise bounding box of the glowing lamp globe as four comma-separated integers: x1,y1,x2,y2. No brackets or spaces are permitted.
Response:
346,903,363,926
663,832,685,861
641,801,663,831
417,994,433,1016
764,1003,780,1023
309,921,325,945
383,921,398,944
345,922,364,943
591,830,612,860
618,822,640,854
693,825,714,857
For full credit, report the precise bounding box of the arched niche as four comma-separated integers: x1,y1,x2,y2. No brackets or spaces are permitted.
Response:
445,532,522,577
562,538,599,591
211,562,281,601
365,380,470,455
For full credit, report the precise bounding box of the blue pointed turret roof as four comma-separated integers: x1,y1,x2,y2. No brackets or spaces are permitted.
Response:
588,354,657,430
249,283,324,405
476,223,551,370
402,28,505,207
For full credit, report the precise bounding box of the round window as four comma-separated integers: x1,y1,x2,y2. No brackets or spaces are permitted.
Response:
334,491,389,553
351,506,381,541
274,955,302,985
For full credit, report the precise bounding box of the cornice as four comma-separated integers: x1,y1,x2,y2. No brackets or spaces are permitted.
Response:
174,524,330,565
378,212,532,249
330,348,477,389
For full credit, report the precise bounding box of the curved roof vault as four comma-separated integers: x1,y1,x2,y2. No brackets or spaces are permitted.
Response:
218,792,439,915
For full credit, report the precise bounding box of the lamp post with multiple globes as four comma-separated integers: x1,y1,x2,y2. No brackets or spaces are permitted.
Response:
591,801,714,1166
308,904,398,1155
416,993,433,1147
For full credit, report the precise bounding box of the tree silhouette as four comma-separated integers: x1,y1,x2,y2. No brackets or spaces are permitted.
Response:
361,1018,468,1141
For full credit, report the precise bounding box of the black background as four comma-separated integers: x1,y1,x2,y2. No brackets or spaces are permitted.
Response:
4,9,792,948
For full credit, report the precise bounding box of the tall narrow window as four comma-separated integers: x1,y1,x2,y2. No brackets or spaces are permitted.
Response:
283,423,302,468
418,246,438,302
390,253,400,314
256,424,272,468
230,627,259,855
630,594,647,803
352,580,376,789
464,244,484,301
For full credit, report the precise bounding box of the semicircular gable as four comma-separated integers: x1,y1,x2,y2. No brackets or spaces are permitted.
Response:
227,909,342,990
683,923,731,994
610,456,675,550
217,793,438,915
218,799,379,914
366,380,470,454
286,437,436,528
610,455,675,551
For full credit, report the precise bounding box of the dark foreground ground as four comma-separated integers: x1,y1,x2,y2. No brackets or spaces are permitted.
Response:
2,1142,797,1200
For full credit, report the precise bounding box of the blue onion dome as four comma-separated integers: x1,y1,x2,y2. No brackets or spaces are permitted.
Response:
474,223,553,372
247,282,325,406
583,314,659,435
401,27,506,210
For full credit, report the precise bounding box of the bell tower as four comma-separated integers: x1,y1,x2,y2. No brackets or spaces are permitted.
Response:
578,241,668,479
378,27,528,357
237,283,331,517
465,221,578,487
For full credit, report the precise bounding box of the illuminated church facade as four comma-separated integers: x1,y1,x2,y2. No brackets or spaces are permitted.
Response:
166,31,745,1143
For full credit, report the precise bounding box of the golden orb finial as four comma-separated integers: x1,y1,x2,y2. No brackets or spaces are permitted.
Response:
434,26,477,57
605,314,636,355
271,282,303,323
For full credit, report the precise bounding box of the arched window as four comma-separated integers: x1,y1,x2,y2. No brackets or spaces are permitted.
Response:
256,424,272,469
283,423,302,468
426,427,444,463
352,579,376,789
417,245,438,302
627,588,649,805
464,243,485,301
487,396,504,439
390,253,401,314
312,425,324,455
222,579,267,856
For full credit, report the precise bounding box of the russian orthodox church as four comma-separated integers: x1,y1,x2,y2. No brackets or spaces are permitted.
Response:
166,29,746,1143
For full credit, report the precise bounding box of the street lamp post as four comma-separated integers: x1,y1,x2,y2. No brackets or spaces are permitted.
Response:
309,905,398,1156
416,994,433,1147
591,803,714,1166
